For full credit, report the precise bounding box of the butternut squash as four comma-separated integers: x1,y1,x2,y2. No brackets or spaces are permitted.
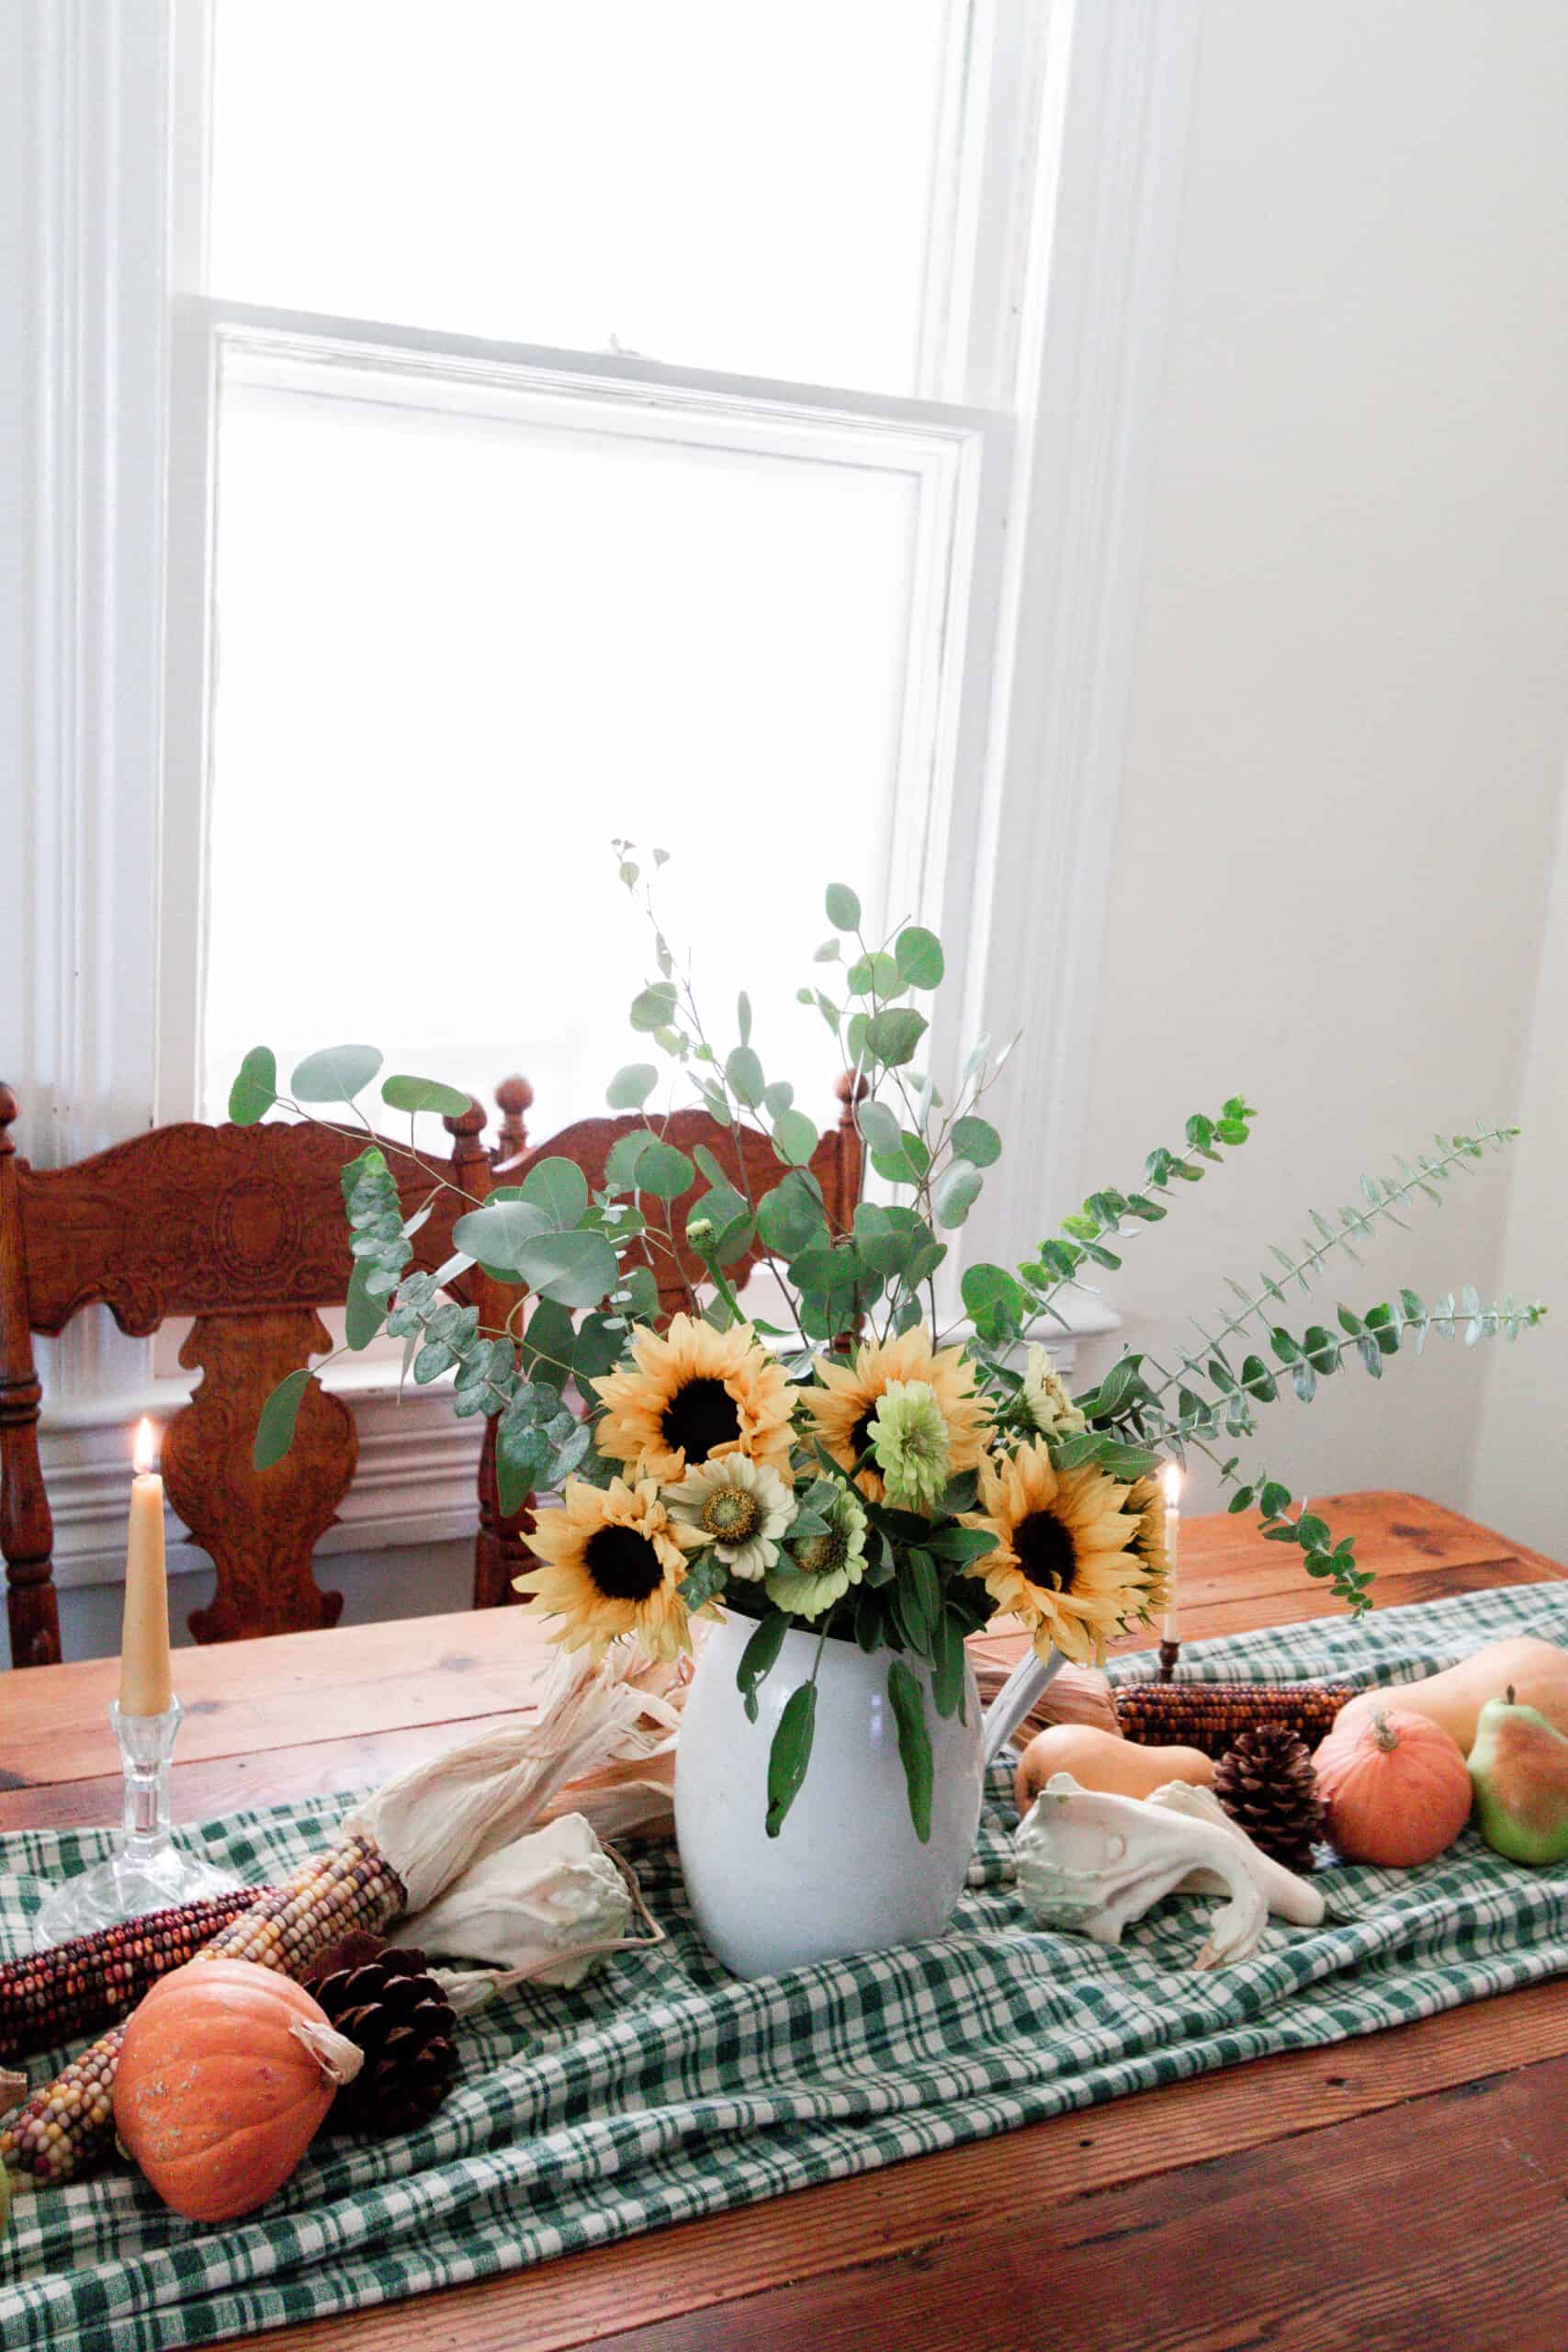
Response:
1338,1637,1568,1759
1015,1722,1213,1810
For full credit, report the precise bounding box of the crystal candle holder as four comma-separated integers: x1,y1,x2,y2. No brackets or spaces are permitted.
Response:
32,1699,237,1949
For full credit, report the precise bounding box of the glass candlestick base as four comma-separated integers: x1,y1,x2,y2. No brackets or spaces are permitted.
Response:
32,1699,238,1950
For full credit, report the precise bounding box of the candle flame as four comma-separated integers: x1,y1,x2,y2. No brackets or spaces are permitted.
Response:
133,1418,159,1476
1160,1461,1182,1507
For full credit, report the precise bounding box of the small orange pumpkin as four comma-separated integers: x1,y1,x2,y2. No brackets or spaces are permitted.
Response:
114,1958,363,2221
1312,1703,1471,1867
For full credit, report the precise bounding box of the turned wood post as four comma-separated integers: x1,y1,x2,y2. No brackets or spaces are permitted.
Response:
446,1099,534,1610
492,1073,533,1170
0,1087,62,1666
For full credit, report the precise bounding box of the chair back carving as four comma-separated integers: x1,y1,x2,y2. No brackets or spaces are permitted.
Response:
0,1089,497,1665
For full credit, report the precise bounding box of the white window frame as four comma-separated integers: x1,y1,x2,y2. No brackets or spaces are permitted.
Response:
6,0,1200,1585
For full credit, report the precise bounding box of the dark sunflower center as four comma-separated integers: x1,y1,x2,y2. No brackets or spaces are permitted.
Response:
1013,1509,1078,1596
583,1524,666,1603
850,1405,880,1463
661,1375,740,1463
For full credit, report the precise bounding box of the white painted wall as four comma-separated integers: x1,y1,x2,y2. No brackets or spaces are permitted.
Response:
1471,770,1568,1559
1071,0,1568,1534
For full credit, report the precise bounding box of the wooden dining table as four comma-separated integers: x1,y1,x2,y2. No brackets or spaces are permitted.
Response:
4,1489,1566,2352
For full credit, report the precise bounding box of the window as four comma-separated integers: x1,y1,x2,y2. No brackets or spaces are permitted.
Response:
179,0,1003,1142
14,0,1193,1560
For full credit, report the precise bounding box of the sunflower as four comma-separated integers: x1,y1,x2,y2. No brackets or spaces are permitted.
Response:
801,1326,989,1503
514,1475,702,1663
1120,1474,1172,1626
962,1438,1147,1666
765,1487,870,1621
665,1453,796,1582
592,1313,797,1487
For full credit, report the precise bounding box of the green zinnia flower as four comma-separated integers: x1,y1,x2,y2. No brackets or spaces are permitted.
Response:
765,1487,869,1621
868,1378,951,1514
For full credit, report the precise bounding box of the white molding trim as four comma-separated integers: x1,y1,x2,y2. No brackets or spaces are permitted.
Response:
41,1378,485,1588
10,0,180,1402
955,0,1201,1272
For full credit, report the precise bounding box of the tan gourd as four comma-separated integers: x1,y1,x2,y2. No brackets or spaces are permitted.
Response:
1015,1722,1213,1810
1338,1637,1568,1758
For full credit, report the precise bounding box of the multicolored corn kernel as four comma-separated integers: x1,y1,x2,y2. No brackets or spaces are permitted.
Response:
1114,1679,1354,1759
0,1887,267,2061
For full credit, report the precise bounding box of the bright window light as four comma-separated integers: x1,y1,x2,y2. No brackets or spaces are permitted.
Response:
199,381,919,1132
209,0,957,394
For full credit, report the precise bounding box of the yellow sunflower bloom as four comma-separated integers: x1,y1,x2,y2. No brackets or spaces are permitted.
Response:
514,1475,703,1663
1121,1474,1172,1625
592,1312,797,1487
962,1438,1146,1666
800,1325,989,1503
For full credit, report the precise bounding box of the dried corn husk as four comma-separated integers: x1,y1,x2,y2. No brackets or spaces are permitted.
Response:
407,1813,636,1992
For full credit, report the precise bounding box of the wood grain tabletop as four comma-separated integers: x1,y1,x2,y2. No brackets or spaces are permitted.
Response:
2,1489,1563,2351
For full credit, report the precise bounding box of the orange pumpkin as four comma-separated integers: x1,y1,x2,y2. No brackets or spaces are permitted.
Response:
1312,1704,1471,1867
114,1959,362,2221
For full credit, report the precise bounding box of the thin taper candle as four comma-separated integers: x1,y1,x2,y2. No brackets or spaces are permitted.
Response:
1160,1462,1182,1646
119,1418,173,1717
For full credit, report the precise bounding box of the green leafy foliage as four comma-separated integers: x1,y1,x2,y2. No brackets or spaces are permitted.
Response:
380,1074,474,1118
886,1659,933,1842
765,1682,818,1838
894,925,944,989
824,882,862,931
606,1063,659,1111
228,1046,276,1125
290,1044,383,1104
254,1369,311,1471
737,1611,789,1724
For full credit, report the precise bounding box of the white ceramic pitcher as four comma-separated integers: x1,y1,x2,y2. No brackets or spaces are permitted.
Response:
672,1612,1058,1978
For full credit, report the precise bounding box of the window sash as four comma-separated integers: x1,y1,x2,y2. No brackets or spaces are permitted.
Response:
159,296,1013,1183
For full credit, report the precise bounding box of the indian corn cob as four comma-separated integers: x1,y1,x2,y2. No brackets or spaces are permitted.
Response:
1,1835,404,2187
1114,1679,1353,1759
0,1887,269,2062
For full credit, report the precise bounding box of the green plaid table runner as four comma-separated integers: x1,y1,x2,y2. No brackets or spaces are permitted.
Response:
4,1581,1566,2351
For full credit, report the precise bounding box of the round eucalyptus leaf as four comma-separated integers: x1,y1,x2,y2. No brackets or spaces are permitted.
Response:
854,1098,901,1154
952,1115,1001,1169
513,1228,621,1308
520,1157,591,1229
932,1158,984,1228
895,925,945,989
772,1108,818,1168
381,1073,474,1118
452,1197,553,1271
726,1046,765,1108
290,1044,383,1104
863,1008,927,1069
606,1063,659,1111
633,1140,696,1200
228,1046,277,1126
824,882,862,931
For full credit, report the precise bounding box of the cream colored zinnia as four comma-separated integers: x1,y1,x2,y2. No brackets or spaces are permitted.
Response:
664,1453,795,1582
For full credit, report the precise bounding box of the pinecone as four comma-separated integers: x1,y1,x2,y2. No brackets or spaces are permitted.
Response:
1213,1724,1325,1871
302,1944,459,2134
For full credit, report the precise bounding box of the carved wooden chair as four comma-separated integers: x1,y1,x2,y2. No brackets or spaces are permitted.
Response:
468,1072,865,1607
0,1085,517,1667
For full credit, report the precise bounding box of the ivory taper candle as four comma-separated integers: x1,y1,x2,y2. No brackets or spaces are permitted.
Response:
1160,1462,1182,1645
119,1418,173,1717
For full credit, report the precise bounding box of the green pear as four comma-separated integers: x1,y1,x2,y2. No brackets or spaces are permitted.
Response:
1469,1685,1568,1866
